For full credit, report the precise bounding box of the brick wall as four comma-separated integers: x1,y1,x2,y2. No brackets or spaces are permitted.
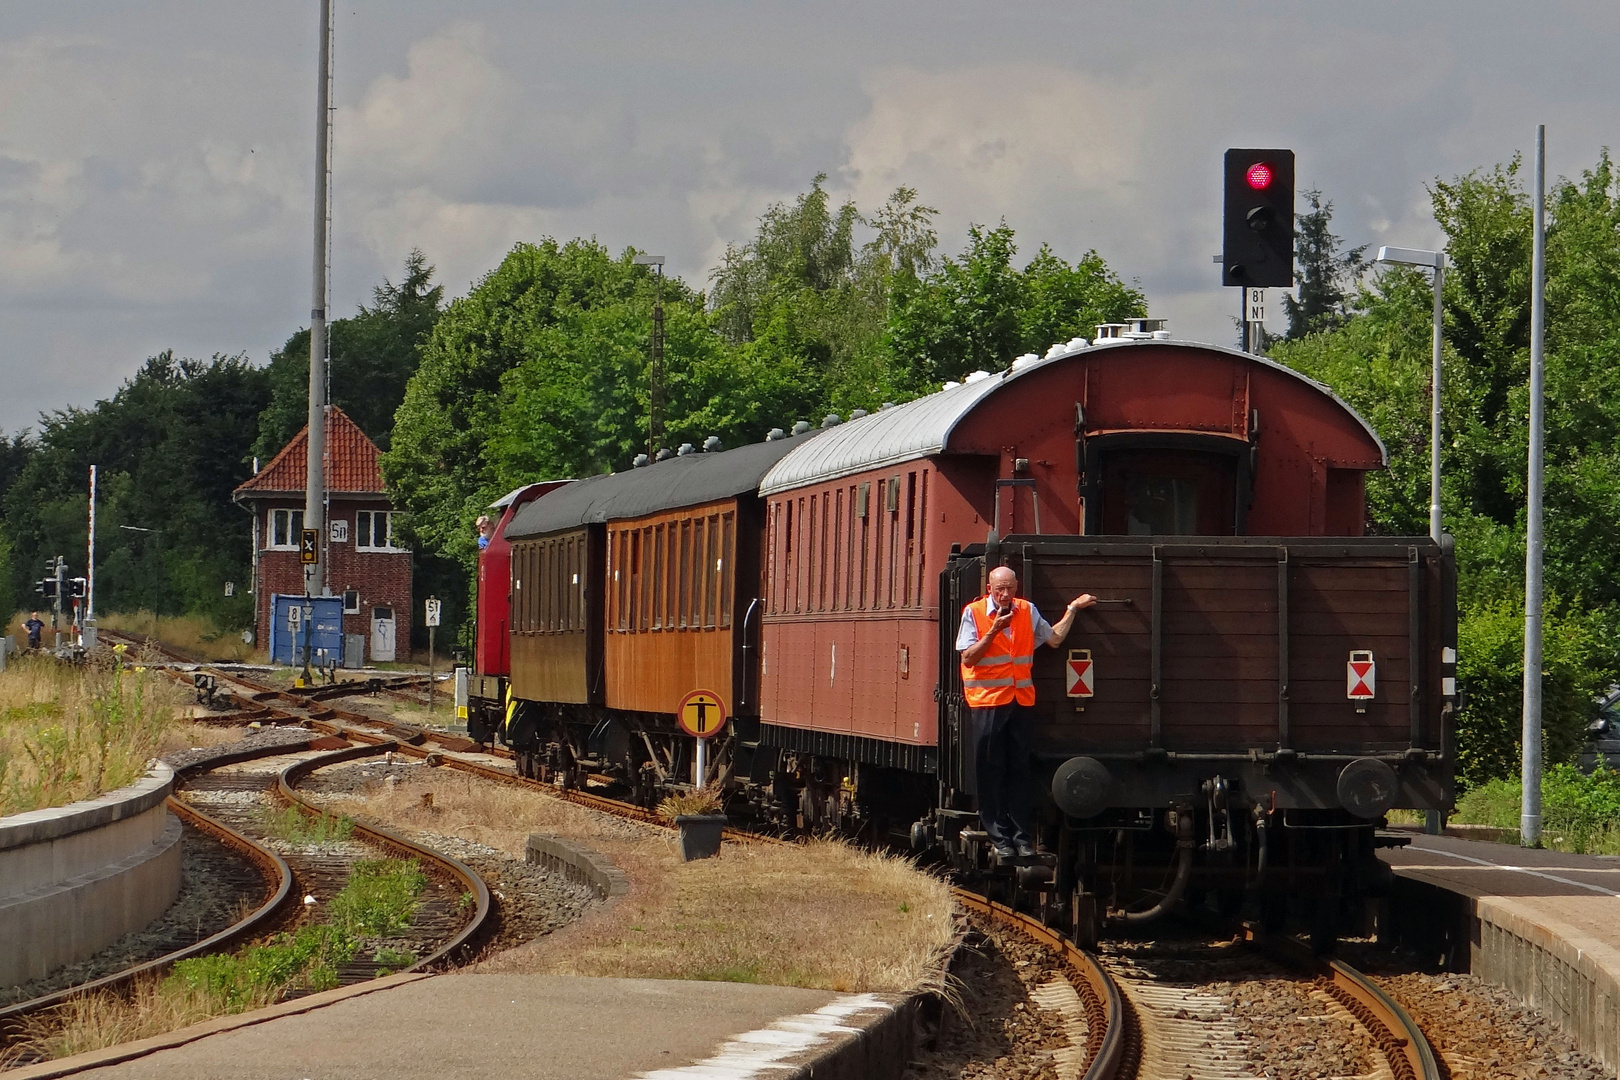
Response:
251,497,413,662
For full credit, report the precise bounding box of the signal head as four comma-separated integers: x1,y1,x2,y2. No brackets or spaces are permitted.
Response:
1245,162,1274,190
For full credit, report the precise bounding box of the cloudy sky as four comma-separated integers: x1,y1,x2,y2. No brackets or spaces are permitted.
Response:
1,2,1615,434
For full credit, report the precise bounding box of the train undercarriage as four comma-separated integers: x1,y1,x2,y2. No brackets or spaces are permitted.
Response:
468,688,1408,949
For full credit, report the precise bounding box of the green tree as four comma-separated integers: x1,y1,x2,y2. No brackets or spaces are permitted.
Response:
1283,190,1367,339
2,352,270,625
886,224,1145,387
254,250,443,460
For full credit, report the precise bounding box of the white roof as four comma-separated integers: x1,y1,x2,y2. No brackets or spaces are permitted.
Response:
758,338,1386,496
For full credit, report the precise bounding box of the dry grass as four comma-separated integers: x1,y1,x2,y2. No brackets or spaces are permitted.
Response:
0,656,184,815
157,722,251,758
2,975,276,1064
307,768,957,993
93,611,255,663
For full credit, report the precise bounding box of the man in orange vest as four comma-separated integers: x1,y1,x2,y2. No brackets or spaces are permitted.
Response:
958,565,1095,860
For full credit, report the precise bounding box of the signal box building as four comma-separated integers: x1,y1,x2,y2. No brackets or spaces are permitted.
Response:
232,406,412,664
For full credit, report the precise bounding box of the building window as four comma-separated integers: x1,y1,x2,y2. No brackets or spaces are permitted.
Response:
268,508,304,549
356,510,404,551
343,589,360,614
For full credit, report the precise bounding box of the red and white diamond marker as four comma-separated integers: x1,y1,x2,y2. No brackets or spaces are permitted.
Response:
1347,650,1376,700
1067,650,1094,698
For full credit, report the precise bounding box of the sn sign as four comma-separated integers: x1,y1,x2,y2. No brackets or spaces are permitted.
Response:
1066,649,1094,698
1347,650,1376,700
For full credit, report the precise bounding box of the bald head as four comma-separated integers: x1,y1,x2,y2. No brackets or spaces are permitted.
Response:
987,566,1018,606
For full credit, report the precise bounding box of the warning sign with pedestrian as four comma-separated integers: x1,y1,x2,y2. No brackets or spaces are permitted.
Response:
1066,649,1094,698
677,689,727,738
1347,650,1376,700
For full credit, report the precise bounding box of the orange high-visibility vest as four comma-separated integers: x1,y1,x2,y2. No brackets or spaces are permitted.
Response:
960,597,1036,708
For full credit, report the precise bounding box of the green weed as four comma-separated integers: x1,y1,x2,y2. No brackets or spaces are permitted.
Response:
372,946,418,976
256,805,354,844
327,859,427,937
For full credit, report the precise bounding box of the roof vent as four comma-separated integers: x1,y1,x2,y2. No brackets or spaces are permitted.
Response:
821,414,842,429
677,442,696,456
703,435,722,452
766,427,786,441
632,453,651,468
1066,336,1090,350
964,370,991,384
1043,343,1067,360
880,402,896,411
848,408,868,420
942,381,960,390
655,447,673,461
1151,329,1171,340
1094,323,1125,340
791,420,812,435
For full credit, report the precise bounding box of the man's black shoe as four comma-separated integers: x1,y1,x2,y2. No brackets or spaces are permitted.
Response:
992,842,1017,860
1014,840,1037,859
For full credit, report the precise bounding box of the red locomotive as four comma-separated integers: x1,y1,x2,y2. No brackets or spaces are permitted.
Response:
465,330,1455,945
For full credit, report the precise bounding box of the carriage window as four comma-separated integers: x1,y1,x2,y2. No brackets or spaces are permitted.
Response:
678,520,692,628
652,525,665,629
614,530,628,631
704,514,720,628
1100,450,1236,536
719,513,734,627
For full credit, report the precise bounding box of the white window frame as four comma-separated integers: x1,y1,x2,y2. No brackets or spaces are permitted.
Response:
355,510,406,552
268,508,304,550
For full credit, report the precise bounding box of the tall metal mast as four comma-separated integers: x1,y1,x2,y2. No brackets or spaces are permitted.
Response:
303,0,332,597
1521,125,1547,847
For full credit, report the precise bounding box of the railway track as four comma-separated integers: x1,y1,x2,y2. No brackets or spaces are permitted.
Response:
1,730,491,1062
101,630,1439,1080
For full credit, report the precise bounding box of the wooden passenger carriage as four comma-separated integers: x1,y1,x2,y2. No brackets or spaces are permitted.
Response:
495,434,813,787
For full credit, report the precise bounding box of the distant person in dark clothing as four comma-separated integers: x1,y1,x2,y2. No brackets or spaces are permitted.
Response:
24,612,44,650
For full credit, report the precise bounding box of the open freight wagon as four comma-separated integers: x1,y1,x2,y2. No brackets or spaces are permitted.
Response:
929,532,1457,946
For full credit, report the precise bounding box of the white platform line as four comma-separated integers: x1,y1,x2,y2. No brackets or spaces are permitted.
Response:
633,993,893,1079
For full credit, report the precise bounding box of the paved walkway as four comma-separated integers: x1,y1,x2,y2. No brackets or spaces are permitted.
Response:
24,974,899,1080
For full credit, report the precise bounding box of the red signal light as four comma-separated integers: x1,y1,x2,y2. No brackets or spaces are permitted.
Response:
1246,162,1273,190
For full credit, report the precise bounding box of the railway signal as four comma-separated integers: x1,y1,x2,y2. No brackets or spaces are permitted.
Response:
300,528,319,565
1222,148,1295,288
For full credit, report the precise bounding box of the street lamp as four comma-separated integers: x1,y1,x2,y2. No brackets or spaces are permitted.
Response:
1374,245,1446,543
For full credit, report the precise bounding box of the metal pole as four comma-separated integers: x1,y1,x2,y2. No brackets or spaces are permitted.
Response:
1429,264,1445,543
694,736,706,789
1521,125,1547,848
303,0,332,598
650,266,664,458
428,625,435,712
87,465,96,622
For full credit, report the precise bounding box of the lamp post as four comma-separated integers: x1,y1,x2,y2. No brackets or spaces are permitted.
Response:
634,254,666,459
1374,246,1447,543
1375,244,1446,837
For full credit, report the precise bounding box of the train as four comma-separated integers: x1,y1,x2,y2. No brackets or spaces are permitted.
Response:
460,324,1457,947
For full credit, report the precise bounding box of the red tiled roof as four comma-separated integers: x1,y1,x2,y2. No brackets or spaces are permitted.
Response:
234,406,386,498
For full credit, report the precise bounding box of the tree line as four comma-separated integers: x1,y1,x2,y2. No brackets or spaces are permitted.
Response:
2,157,1613,792
0,180,1143,649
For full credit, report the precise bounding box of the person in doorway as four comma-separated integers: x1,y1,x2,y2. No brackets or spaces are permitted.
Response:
24,611,44,650
476,515,494,550
957,566,1095,860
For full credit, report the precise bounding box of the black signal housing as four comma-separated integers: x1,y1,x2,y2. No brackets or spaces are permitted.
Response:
1222,149,1295,288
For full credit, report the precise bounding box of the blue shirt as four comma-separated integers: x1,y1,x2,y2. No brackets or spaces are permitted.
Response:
955,597,1054,653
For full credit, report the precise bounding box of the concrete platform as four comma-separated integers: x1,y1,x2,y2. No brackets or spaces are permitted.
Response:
1382,832,1620,1075
17,973,912,1080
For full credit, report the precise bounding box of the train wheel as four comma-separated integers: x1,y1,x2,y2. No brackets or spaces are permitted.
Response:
1071,890,1100,950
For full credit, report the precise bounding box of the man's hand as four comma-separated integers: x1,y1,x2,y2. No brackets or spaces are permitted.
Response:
990,607,1016,635
1046,593,1096,648
1068,593,1097,613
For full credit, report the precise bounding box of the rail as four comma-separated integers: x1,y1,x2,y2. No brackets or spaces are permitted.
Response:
1244,925,1441,1080
276,743,493,972
0,751,296,1028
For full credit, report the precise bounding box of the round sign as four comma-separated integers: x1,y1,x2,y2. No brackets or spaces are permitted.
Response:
676,689,728,739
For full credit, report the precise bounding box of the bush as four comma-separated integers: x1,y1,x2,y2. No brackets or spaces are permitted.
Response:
1453,763,1620,852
